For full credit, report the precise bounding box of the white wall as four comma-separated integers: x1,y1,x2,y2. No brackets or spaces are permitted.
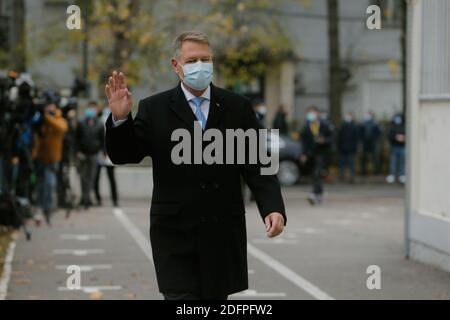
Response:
418,102,450,219
407,0,450,273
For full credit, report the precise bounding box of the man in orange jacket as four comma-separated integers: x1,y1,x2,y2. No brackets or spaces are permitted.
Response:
34,100,68,225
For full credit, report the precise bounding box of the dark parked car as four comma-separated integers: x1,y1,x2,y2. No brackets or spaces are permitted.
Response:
267,131,308,186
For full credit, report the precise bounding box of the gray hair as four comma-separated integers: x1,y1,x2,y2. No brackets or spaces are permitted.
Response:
172,31,211,59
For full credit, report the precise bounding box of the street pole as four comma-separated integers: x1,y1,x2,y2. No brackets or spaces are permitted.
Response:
11,0,26,72
401,0,407,117
82,0,89,97
327,0,342,125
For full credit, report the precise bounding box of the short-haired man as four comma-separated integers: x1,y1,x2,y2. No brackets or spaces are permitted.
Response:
105,31,286,300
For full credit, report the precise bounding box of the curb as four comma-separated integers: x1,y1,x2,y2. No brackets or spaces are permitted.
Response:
0,240,16,300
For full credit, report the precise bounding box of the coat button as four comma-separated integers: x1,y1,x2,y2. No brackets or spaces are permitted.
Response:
212,183,219,190
200,183,207,190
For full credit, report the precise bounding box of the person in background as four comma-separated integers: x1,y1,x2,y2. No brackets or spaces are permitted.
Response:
359,111,381,176
94,104,119,207
337,112,359,183
253,101,267,129
76,102,104,209
300,106,333,205
319,110,335,178
57,99,78,208
272,104,289,135
386,113,406,184
34,94,68,225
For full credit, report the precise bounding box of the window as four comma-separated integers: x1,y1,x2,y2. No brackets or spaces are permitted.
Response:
420,0,450,98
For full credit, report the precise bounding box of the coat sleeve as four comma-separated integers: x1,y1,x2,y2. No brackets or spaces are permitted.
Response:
44,115,68,135
105,100,152,164
239,99,287,225
300,125,312,156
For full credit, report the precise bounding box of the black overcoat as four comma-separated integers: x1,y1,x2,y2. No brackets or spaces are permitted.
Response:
105,83,286,297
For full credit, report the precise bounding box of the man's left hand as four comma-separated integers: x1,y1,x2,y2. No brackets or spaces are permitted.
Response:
264,212,285,238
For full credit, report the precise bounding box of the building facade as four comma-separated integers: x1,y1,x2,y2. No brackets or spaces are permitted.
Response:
406,0,450,273
21,0,403,126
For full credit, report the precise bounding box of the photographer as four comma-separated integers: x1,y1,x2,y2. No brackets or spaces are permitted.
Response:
57,98,79,209
76,102,104,210
34,93,68,225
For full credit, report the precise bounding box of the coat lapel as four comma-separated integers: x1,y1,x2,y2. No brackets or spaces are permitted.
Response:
169,84,197,129
204,84,225,130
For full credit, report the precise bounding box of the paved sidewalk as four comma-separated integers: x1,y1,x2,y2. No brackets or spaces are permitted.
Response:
4,184,450,300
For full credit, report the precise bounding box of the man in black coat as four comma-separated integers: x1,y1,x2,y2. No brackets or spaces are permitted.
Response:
299,106,333,205
359,111,381,176
104,31,286,300
337,112,359,183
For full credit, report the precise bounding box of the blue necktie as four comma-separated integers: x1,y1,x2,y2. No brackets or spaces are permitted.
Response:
192,96,207,130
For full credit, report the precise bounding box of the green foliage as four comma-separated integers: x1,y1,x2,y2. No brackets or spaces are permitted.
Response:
27,0,293,90
204,0,293,87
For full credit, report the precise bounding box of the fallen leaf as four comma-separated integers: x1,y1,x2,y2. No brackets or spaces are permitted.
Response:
123,293,136,299
89,291,103,300
14,279,31,285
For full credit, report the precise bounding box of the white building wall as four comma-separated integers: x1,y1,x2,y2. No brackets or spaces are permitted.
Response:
407,0,450,273
281,0,402,123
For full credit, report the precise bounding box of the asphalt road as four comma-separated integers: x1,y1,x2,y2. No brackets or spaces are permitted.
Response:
5,184,450,300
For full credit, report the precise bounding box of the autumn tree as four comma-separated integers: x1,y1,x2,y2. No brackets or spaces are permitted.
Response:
202,0,293,88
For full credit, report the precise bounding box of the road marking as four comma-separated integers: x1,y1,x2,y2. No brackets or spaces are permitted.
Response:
299,228,322,235
248,269,255,275
247,243,335,300
0,241,16,300
55,265,112,272
323,219,353,226
231,289,286,298
115,208,334,300
60,234,105,241
58,285,122,293
113,208,153,262
52,249,105,256
252,238,298,244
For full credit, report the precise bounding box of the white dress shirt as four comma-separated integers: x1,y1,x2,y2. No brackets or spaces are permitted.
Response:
112,83,211,127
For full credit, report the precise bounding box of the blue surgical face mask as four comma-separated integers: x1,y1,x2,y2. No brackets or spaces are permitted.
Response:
85,108,97,119
306,112,317,122
180,60,213,90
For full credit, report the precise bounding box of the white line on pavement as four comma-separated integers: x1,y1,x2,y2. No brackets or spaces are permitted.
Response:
252,238,298,244
58,285,122,293
247,243,335,300
115,207,334,300
52,249,105,256
0,241,16,300
55,265,112,272
113,208,153,262
60,234,106,241
231,289,286,298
